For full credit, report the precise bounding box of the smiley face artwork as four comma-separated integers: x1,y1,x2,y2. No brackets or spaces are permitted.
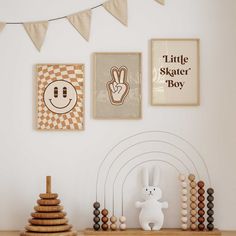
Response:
43,80,77,114
37,64,84,130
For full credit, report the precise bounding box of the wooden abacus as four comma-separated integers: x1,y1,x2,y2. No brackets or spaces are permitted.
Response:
20,176,77,236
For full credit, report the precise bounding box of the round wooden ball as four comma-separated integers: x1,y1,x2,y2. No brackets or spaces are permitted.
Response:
190,182,196,188
198,209,205,216
110,216,117,223
207,188,214,195
182,189,188,195
190,224,197,231
181,224,188,230
181,182,187,188
198,188,205,195
207,202,214,209
182,196,188,202
198,216,205,223
93,202,100,209
119,216,126,223
190,202,197,209
198,181,205,188
101,223,109,231
93,209,100,216
207,195,214,202
190,195,197,202
198,202,205,209
182,203,188,209
102,216,108,223
198,223,205,231
181,217,188,223
198,195,205,202
179,174,186,181
190,217,197,223
207,216,214,223
190,188,197,195
190,209,197,216
207,209,214,216
93,216,100,223
207,223,214,231
188,174,195,181
110,223,117,231
101,209,108,216
93,224,100,231
120,223,126,231
181,209,188,216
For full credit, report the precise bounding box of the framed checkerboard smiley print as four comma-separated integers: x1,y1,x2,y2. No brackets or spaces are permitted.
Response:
37,64,84,130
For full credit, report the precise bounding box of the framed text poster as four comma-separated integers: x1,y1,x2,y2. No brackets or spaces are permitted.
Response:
151,39,200,106
37,64,84,130
93,53,142,119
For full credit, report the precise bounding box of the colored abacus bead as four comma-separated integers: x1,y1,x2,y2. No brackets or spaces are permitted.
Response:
93,202,100,209
93,224,100,231
198,181,205,188
94,216,100,223
198,224,205,231
101,224,109,231
207,195,214,202
93,209,100,216
119,216,126,231
207,188,214,195
110,216,117,231
102,216,108,223
207,223,214,231
198,188,205,195
101,209,108,216
207,202,214,209
207,209,214,216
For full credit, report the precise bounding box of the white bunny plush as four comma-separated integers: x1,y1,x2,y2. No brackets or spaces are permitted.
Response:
135,166,168,231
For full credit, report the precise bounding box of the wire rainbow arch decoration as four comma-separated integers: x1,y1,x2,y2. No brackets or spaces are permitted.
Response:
92,131,216,232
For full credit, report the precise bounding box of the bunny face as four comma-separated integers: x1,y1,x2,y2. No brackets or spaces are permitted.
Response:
142,186,162,200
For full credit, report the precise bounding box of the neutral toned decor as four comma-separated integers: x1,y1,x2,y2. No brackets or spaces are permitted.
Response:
151,39,200,106
93,53,142,119
37,64,84,130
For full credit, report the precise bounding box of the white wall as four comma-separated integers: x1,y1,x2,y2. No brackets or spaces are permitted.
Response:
0,0,235,231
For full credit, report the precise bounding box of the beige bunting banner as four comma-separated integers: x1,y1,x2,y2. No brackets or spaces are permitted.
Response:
155,0,165,5
1,0,164,51
0,22,6,32
103,0,128,26
23,21,48,51
67,9,92,41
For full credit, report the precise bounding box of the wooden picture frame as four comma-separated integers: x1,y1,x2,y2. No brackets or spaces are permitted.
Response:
151,39,200,106
93,53,142,119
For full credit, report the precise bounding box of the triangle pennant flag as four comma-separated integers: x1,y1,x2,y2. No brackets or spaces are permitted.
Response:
155,0,165,5
67,9,92,41
103,0,128,26
0,22,6,32
23,21,48,51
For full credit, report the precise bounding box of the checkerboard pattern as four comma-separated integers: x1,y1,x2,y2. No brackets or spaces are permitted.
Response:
37,64,84,130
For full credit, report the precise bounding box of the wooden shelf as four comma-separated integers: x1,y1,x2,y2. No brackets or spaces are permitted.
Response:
84,229,222,236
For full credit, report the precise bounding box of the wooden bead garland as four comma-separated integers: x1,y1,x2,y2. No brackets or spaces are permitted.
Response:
101,209,109,231
93,202,100,231
179,174,188,230
119,216,126,230
188,174,197,231
197,181,205,231
207,188,215,231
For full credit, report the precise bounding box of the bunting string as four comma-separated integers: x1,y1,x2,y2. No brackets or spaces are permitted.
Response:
0,0,165,51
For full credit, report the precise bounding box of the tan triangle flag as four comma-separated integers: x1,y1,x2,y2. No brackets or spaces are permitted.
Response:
0,22,6,32
103,0,128,26
155,0,165,5
67,9,92,41
23,21,48,51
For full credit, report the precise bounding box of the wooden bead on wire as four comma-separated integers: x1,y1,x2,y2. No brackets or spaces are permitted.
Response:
179,174,188,231
119,216,126,231
189,174,197,231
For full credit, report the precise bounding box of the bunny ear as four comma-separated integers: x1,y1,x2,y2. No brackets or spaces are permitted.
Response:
110,66,120,84
119,66,127,84
153,166,161,186
142,167,149,187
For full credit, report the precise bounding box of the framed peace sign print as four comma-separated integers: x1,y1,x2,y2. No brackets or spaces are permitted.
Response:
93,53,142,119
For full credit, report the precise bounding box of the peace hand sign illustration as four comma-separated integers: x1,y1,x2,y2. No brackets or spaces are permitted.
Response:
106,66,130,105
